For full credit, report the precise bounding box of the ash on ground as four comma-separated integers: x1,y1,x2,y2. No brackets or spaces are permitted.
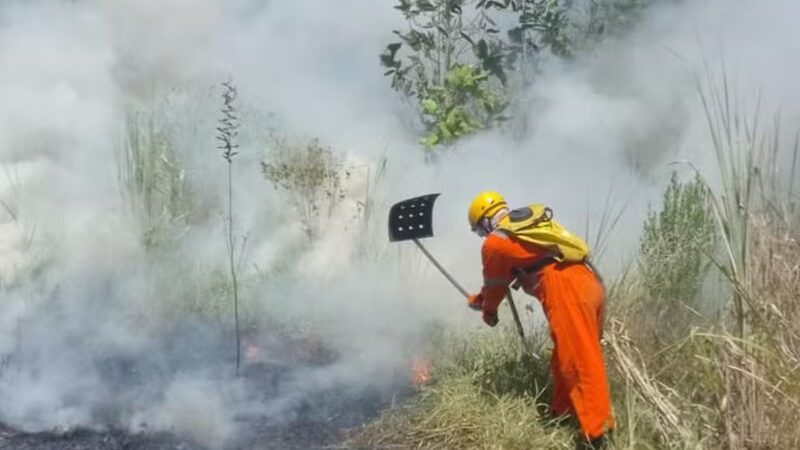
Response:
0,324,414,450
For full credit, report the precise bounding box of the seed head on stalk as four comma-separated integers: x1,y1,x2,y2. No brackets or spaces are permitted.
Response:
217,80,240,162
217,79,242,376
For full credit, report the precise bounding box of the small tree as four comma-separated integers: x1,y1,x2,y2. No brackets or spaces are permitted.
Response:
261,137,350,241
381,0,577,150
584,0,656,42
380,0,510,150
480,0,572,67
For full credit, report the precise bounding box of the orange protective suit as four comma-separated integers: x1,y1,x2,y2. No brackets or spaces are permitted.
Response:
475,230,614,440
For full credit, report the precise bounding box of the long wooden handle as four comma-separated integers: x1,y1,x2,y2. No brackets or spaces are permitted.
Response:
413,239,536,359
413,239,470,298
506,289,538,358
505,290,526,340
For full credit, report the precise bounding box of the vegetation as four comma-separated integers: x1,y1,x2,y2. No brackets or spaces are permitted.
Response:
261,136,352,241
381,0,509,149
637,172,717,339
349,327,575,450
584,0,660,43
381,0,658,150
118,107,191,249
381,0,578,149
417,64,506,147
217,80,243,375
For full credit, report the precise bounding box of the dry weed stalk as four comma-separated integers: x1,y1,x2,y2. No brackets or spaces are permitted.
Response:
216,80,242,375
606,318,694,446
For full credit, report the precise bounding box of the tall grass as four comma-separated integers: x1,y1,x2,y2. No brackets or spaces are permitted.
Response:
697,68,759,338
605,70,800,449
117,107,190,249
355,155,389,261
700,67,800,442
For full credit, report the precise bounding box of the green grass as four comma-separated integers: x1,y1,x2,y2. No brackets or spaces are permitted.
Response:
349,326,576,450
117,107,191,250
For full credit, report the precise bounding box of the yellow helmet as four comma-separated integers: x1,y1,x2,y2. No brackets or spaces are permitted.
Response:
468,191,507,234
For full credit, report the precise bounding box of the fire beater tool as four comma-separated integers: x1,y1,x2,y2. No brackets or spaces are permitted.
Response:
388,194,531,354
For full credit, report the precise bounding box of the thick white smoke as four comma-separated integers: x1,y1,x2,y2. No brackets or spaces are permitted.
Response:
0,0,799,448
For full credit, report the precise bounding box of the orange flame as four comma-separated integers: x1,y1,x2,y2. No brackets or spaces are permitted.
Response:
244,342,261,363
410,357,431,387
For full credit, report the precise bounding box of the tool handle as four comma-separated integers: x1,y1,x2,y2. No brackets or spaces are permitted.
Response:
505,290,526,340
412,239,537,360
413,239,470,298
506,289,537,358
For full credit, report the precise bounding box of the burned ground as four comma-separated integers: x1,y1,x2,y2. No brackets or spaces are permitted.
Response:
0,385,395,450
0,323,411,450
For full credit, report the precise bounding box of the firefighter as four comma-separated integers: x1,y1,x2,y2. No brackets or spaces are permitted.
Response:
466,190,614,448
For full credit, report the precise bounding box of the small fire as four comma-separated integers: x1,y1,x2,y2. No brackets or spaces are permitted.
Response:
244,342,262,363
410,356,431,387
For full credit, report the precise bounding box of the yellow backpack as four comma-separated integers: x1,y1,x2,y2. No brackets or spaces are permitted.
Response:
496,204,590,262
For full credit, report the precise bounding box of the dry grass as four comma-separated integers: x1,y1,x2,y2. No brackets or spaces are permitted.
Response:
348,327,576,450
605,318,696,447
604,69,800,450
350,377,574,450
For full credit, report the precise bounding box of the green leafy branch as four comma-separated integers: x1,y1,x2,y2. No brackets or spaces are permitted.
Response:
419,64,507,147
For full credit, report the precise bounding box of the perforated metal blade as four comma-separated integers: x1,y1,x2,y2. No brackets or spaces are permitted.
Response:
388,193,440,242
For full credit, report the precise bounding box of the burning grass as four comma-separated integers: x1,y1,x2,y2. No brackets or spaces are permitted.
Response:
410,356,431,387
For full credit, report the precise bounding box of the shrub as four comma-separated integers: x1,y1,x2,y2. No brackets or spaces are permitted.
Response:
261,136,350,241
637,172,717,335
